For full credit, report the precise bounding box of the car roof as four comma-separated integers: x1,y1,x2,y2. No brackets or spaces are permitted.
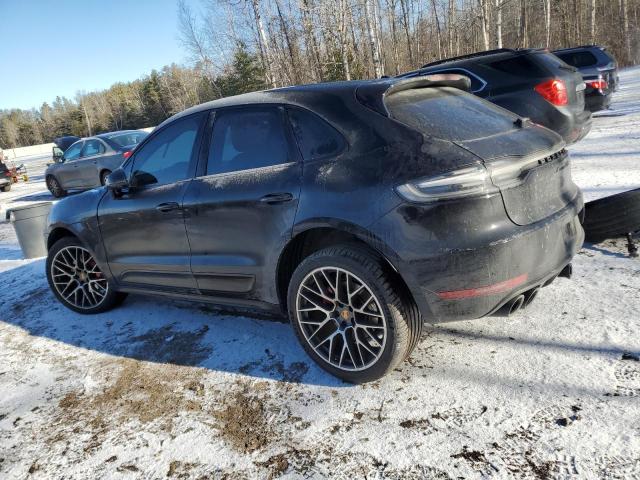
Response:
96,130,146,139
156,75,472,129
552,45,608,53
419,48,543,69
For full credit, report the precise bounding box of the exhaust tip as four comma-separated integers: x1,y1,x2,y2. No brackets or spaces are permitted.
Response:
523,287,540,308
509,295,525,316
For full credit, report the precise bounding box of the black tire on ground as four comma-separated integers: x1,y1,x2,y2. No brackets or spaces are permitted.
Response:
583,188,640,243
287,245,422,383
1,184,10,192
46,236,127,314
46,175,67,198
100,170,112,186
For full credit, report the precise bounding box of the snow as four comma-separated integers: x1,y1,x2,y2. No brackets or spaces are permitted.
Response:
1,68,640,479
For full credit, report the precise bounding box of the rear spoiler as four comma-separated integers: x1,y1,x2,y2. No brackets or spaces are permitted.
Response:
355,74,472,116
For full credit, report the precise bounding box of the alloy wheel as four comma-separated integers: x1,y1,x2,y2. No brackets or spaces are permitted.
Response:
50,246,109,309
295,266,387,371
47,177,61,196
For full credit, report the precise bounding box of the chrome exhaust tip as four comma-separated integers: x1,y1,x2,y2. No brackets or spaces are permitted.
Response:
523,287,540,308
508,295,525,315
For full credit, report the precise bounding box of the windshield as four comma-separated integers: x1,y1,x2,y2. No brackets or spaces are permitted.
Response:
386,87,517,142
105,131,148,148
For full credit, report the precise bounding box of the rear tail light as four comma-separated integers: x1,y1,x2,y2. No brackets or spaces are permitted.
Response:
396,165,499,202
586,79,608,90
396,150,568,203
122,150,133,160
534,79,568,106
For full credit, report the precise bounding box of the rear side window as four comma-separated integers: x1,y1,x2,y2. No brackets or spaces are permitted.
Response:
131,114,202,186
207,107,289,175
489,55,546,77
556,51,598,68
287,107,346,161
81,140,105,157
386,87,516,142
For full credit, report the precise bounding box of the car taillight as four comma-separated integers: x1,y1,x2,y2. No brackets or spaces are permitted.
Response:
395,165,499,202
534,79,568,106
586,79,608,90
122,150,133,159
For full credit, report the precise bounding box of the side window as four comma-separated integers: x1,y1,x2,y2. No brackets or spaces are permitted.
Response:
131,114,202,186
287,108,346,161
207,107,289,176
63,142,83,161
81,140,105,157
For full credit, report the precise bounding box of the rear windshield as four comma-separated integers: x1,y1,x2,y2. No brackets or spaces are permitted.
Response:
556,51,598,68
105,131,147,148
386,87,517,141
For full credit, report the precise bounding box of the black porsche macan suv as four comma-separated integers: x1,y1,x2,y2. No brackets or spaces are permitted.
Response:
45,75,584,382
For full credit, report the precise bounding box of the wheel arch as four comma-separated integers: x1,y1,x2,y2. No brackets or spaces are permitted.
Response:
47,226,78,251
276,220,414,313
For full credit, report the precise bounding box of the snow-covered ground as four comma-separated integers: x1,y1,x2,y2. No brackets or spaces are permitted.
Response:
1,69,639,480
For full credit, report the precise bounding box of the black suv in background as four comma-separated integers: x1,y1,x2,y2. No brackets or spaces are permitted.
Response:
553,45,619,112
399,48,592,144
44,76,584,382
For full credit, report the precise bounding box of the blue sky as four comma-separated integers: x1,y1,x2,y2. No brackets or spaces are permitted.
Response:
0,0,197,110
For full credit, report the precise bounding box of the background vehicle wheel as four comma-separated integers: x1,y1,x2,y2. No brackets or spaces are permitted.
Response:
1,184,10,192
47,175,67,198
584,188,640,242
46,237,126,314
100,170,112,186
288,246,422,383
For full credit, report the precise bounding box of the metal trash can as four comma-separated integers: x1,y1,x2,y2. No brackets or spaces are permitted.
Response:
5,202,52,259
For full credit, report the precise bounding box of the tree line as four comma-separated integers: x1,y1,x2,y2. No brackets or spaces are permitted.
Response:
1,0,638,149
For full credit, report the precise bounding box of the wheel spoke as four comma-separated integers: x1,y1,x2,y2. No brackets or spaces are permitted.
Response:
51,246,108,310
296,266,387,372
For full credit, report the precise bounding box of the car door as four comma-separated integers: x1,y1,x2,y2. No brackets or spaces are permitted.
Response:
98,112,206,292
182,105,302,304
77,139,107,187
55,141,84,188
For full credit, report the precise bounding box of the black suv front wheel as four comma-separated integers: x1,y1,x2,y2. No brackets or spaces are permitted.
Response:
46,237,126,314
288,246,422,383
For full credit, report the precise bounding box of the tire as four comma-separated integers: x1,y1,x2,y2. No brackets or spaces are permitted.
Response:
584,188,640,243
100,170,112,186
47,175,67,198
287,245,422,383
0,184,10,192
46,237,126,314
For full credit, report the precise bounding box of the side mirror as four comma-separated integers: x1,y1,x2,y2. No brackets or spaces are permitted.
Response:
105,168,129,191
52,147,64,163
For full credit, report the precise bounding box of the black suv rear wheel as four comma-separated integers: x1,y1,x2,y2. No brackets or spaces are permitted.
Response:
288,246,422,383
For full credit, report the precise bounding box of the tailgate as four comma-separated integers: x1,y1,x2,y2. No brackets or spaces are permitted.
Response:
457,127,580,226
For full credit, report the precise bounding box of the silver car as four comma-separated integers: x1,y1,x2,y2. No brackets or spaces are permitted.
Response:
45,130,148,197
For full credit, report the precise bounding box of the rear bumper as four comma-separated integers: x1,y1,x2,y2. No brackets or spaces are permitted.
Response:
371,191,584,323
585,92,612,112
557,108,592,144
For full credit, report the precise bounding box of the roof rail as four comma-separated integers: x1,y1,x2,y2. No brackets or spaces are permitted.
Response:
420,48,526,68
553,44,607,52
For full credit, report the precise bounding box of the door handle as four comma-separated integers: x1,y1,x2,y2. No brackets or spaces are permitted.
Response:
156,202,181,213
260,193,293,204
